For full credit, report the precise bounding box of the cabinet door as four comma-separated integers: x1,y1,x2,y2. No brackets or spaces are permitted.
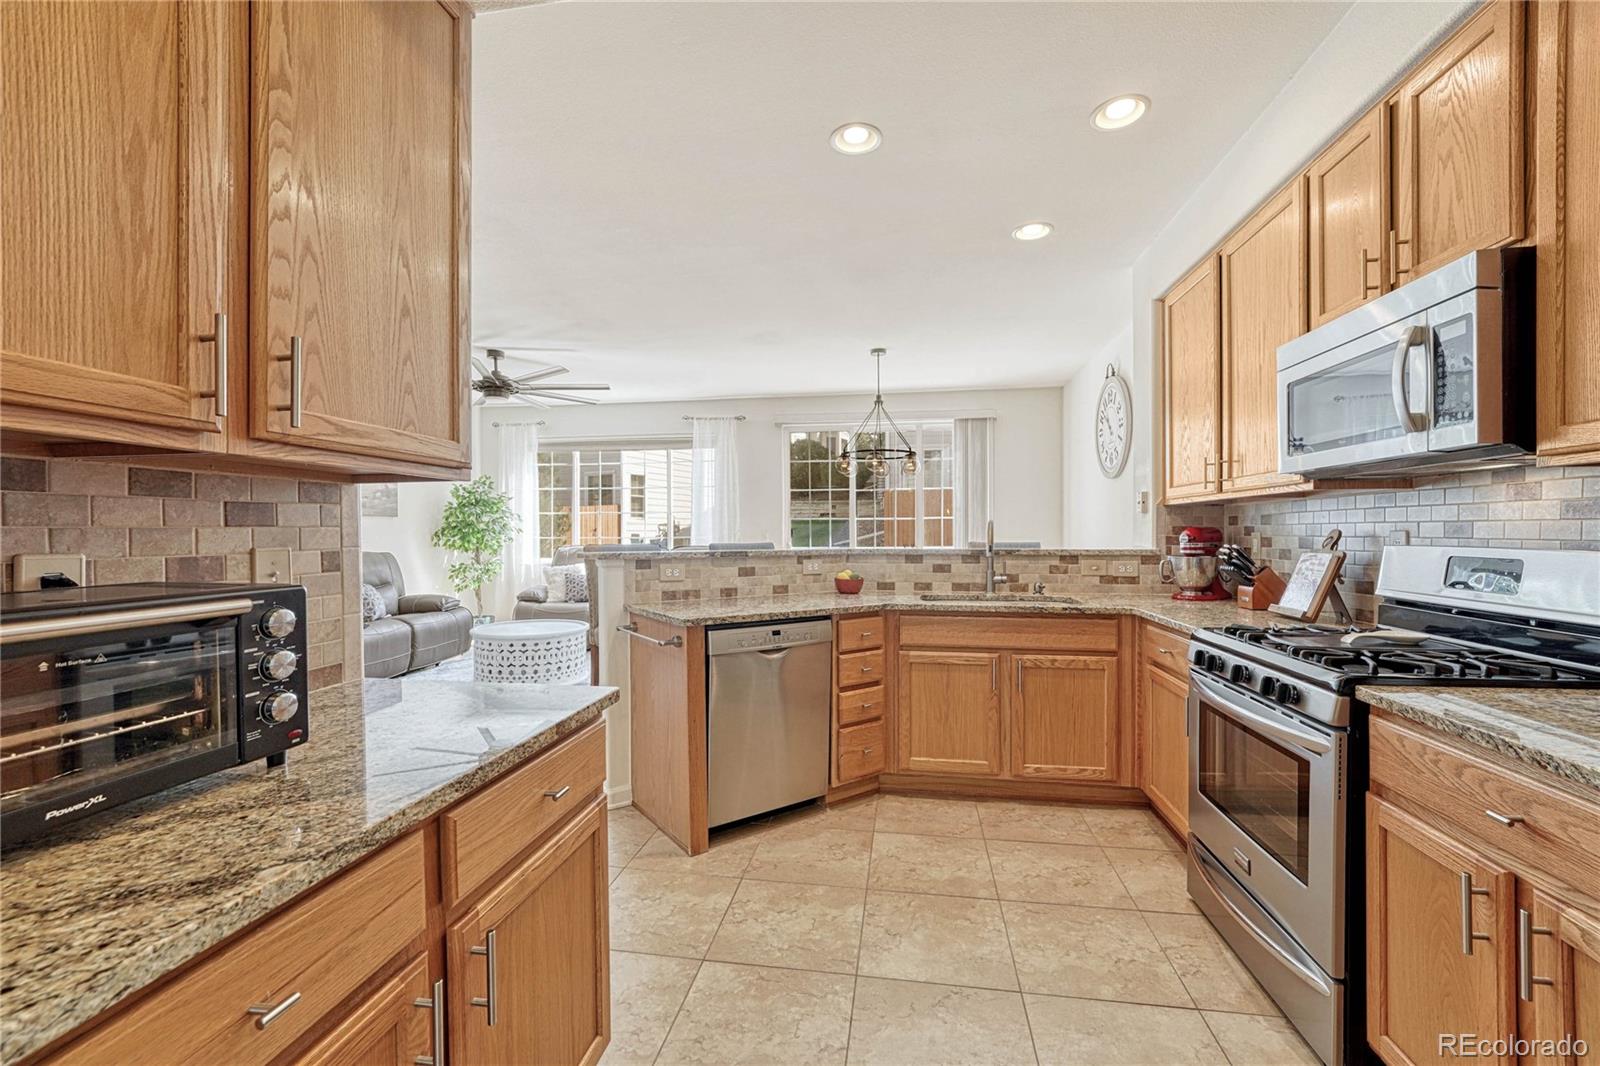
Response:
295,954,435,1066
895,651,1003,776
1393,0,1524,282
1220,181,1307,494
1,0,230,436
1306,105,1389,327
1366,795,1517,1066
1008,654,1118,782
1518,885,1600,1066
252,0,470,467
1161,256,1222,502
1138,662,1189,835
1535,0,1600,464
450,798,610,1066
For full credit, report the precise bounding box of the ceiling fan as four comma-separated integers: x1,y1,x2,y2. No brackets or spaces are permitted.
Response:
469,346,611,407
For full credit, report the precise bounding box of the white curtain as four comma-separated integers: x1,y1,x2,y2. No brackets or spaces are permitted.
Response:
493,421,541,614
689,417,740,544
953,416,994,546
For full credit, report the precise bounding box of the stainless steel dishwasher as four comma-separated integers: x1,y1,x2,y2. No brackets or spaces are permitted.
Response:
706,618,833,828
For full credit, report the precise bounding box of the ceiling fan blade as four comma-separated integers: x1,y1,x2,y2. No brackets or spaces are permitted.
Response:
510,393,549,408
512,366,571,384
471,357,491,378
527,391,599,406
472,392,486,406
521,382,610,391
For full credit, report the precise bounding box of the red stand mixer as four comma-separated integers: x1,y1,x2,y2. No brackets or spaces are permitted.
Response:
1160,526,1232,601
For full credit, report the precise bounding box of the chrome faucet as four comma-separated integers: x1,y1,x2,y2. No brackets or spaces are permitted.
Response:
984,519,1010,594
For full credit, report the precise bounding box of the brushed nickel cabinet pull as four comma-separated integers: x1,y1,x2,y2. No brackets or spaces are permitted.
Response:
544,785,571,800
1361,248,1382,295
1484,810,1525,827
616,624,684,648
1459,872,1492,955
1157,648,1174,656
470,929,498,1026
197,311,228,417
1390,231,1412,281
274,336,303,428
413,978,445,1066
862,747,873,755
246,990,302,1030
1517,908,1556,1001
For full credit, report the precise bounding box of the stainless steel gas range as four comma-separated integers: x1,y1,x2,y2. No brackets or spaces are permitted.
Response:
1184,546,1600,1066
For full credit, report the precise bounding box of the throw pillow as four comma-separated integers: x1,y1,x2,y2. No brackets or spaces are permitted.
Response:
360,583,387,624
546,563,589,604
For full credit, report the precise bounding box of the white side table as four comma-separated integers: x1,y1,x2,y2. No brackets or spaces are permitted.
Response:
471,620,589,683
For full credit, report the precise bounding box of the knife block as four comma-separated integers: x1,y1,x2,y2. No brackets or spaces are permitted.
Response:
1236,566,1287,610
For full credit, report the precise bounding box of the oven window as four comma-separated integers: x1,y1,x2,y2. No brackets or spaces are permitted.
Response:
1,621,238,815
1197,701,1312,884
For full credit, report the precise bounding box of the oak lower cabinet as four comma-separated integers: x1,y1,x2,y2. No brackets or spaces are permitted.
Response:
1137,626,1190,836
1518,885,1600,1065
295,954,434,1066
1010,654,1119,781
449,797,610,1066
896,650,1004,776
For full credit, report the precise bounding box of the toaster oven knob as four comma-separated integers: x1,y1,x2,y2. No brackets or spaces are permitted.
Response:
259,649,299,681
260,606,298,639
260,691,300,724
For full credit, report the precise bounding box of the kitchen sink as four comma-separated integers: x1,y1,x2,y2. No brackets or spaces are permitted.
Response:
918,593,1082,605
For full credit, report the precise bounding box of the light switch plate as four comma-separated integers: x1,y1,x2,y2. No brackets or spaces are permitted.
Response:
1110,558,1140,577
801,558,824,575
1081,558,1109,576
659,563,686,582
253,548,291,583
14,553,86,590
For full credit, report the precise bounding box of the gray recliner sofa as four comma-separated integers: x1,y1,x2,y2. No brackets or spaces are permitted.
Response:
362,551,474,678
512,545,592,624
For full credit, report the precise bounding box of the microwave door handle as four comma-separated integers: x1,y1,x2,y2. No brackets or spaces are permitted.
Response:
1391,325,1428,433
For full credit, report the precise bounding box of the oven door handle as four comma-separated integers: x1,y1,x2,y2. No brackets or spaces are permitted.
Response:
1192,844,1334,997
1190,672,1332,756
0,598,257,646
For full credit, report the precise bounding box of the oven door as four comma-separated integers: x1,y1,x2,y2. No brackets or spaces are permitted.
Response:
1,610,244,837
1188,669,1347,977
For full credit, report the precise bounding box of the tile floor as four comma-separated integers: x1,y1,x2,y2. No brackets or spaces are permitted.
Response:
602,795,1319,1066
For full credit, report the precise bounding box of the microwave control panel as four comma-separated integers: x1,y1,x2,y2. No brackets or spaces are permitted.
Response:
1432,312,1475,428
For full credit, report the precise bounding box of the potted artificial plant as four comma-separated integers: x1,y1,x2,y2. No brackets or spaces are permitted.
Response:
432,475,519,622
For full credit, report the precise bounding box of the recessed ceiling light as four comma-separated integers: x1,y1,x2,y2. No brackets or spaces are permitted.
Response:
1091,94,1150,131
1012,221,1054,241
830,122,882,155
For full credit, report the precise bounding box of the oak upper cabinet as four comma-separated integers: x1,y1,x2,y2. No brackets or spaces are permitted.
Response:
1137,626,1189,836
1366,794,1517,1066
1161,256,1223,503
896,651,1004,776
1518,886,1600,1066
1306,105,1389,327
1,0,231,441
1009,654,1119,782
294,955,436,1066
1391,0,1524,284
1220,181,1307,494
449,797,610,1066
251,0,470,468
1534,0,1600,464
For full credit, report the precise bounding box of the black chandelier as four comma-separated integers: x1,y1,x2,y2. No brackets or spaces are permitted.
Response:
837,348,917,480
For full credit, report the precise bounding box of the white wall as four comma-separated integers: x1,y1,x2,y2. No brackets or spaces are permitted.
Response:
1061,322,1143,547
361,481,459,600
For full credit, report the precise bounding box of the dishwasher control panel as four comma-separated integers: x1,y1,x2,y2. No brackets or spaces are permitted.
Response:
706,618,833,655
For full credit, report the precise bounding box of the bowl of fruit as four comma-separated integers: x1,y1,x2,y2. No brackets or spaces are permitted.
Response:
834,569,865,595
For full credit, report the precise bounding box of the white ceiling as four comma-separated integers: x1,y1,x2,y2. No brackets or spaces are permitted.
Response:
471,1,1354,403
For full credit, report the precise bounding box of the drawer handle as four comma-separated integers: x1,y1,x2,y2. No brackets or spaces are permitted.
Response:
470,930,498,1026
859,630,874,638
1459,873,1493,955
414,978,445,1066
860,665,873,673
247,990,302,1030
1484,809,1525,828
1517,908,1556,1002
862,747,874,755
544,785,571,801
1157,648,1174,657
861,702,875,710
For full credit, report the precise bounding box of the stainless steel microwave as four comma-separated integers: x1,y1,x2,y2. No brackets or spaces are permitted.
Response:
1276,248,1534,478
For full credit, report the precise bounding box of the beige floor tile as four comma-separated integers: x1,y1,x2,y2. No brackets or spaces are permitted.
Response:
609,869,739,959
1201,1012,1320,1065
987,840,1135,909
1103,847,1200,914
655,961,853,1066
771,795,879,834
1002,901,1192,1007
610,805,659,848
869,832,997,898
1078,806,1182,852
627,830,759,877
744,827,873,888
1024,995,1228,1066
874,794,983,837
858,891,1018,990
1143,913,1279,1014
705,879,865,974
977,800,1098,845
599,951,700,1066
849,978,1037,1066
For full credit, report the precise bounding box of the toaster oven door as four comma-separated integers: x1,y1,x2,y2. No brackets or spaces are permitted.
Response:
1,616,241,832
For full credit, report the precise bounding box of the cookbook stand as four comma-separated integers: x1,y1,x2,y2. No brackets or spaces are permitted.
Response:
1268,549,1350,624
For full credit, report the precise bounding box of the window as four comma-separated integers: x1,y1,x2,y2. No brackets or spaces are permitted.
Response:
785,423,955,548
536,445,691,559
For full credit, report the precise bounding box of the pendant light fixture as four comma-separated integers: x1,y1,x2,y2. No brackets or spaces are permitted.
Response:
836,348,917,481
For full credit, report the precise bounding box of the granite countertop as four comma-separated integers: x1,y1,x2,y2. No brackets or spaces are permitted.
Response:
0,677,619,1065
626,589,1264,635
1360,686,1600,795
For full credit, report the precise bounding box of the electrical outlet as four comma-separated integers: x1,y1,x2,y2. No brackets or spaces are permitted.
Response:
1081,558,1109,576
1386,529,1411,546
253,548,291,583
1110,558,1140,577
659,563,686,582
801,559,824,575
1136,490,1150,515
14,553,86,589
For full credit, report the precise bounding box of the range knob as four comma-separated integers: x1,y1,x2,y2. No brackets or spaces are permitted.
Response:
1259,676,1279,699
260,606,297,639
1229,663,1254,685
259,649,299,681
1277,683,1301,705
260,691,299,724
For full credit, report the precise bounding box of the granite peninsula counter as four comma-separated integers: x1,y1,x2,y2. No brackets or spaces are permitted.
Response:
0,677,619,1065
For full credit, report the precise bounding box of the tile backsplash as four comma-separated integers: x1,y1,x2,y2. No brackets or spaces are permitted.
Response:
1,457,361,689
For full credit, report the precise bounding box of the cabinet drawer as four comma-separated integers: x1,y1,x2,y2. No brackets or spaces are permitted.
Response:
898,614,1118,652
442,720,606,905
1370,715,1600,888
837,614,885,653
837,720,886,782
837,649,885,689
1141,624,1189,672
838,685,886,726
55,833,426,1066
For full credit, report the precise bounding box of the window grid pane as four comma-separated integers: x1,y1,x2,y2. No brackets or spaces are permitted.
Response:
786,423,954,549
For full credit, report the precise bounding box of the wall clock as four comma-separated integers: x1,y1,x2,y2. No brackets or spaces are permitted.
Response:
1095,364,1131,478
